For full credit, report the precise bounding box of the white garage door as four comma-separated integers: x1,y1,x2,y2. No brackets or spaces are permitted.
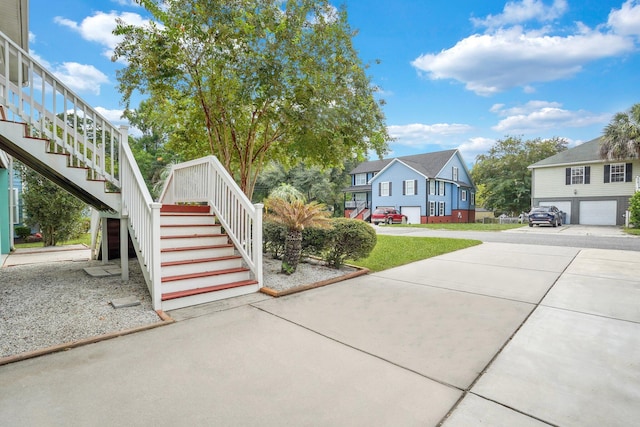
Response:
579,201,617,225
540,201,572,224
401,206,421,224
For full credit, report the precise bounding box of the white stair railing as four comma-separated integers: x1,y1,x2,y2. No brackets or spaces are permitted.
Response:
0,30,119,186
350,200,366,219
159,156,263,287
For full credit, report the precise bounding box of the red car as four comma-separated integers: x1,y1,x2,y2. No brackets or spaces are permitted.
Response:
371,208,408,225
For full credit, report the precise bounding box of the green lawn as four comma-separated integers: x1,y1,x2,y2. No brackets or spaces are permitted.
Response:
624,227,640,236
383,222,525,231
348,234,481,272
13,233,92,249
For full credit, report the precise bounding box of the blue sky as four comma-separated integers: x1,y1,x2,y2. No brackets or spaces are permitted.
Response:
27,0,640,165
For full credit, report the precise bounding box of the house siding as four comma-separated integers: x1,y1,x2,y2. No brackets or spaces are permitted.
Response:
372,163,426,215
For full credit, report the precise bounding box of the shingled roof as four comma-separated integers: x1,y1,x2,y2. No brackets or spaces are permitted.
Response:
350,149,457,178
529,138,602,168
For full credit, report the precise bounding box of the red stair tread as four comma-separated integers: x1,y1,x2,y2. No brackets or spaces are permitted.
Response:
161,255,241,267
161,204,210,213
161,223,217,228
161,280,258,301
161,243,233,253
162,267,249,282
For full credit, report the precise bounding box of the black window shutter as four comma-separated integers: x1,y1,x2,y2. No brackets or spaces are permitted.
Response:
565,168,571,185
414,180,418,194
626,163,633,182
585,166,590,184
604,165,610,183
378,182,381,195
402,181,406,195
389,182,392,196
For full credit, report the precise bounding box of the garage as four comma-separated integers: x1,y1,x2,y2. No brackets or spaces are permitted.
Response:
579,201,617,225
540,201,572,224
401,206,421,224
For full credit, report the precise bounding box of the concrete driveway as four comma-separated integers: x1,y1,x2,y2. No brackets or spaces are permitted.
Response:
0,242,638,426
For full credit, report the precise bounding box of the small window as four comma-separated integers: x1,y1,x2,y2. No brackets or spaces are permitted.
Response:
471,192,476,205
452,167,459,182
610,163,625,183
438,201,445,216
461,189,467,201
429,201,435,216
438,181,445,196
429,180,436,195
571,167,585,185
404,180,416,196
354,173,367,186
380,181,390,197
354,193,366,202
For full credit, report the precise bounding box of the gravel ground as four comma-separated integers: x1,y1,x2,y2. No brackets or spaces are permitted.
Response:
0,259,160,359
0,255,355,359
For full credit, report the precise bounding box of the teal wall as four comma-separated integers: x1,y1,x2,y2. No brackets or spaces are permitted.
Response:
0,168,10,254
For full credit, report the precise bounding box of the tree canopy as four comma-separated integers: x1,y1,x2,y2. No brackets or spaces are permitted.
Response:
600,103,640,160
471,136,567,215
113,0,390,198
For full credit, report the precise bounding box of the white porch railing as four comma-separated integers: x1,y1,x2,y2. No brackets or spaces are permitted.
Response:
0,30,120,185
159,156,263,287
350,200,367,218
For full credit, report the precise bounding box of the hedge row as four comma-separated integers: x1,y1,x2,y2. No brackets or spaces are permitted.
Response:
263,218,376,268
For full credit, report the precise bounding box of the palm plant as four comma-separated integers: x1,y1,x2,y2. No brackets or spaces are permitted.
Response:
265,185,332,274
600,103,640,160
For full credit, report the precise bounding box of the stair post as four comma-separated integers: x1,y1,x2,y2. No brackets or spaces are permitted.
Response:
120,212,129,281
151,202,162,310
254,203,264,287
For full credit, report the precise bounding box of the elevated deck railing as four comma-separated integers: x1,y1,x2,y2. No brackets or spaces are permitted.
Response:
159,156,263,287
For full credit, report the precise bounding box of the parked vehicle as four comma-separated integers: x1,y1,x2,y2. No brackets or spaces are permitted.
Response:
528,206,562,227
371,208,408,225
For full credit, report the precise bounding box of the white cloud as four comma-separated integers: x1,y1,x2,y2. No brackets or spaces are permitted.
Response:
457,137,496,163
472,0,568,29
411,26,633,96
412,0,639,95
387,123,473,147
111,0,142,7
608,0,640,37
95,107,125,123
490,101,610,133
54,62,109,95
54,11,150,59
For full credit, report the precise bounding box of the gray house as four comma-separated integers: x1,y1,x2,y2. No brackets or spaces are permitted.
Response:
528,138,640,225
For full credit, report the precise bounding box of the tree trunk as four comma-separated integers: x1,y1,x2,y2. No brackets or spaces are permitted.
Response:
282,229,302,274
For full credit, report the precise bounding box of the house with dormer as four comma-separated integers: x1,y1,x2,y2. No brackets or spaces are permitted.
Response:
344,149,476,224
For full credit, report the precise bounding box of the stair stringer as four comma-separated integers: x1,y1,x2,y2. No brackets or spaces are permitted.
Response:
0,118,120,212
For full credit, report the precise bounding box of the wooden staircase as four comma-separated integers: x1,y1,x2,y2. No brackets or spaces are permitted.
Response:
159,204,259,310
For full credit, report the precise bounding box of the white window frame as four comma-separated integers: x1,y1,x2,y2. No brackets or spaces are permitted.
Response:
429,180,435,195
452,167,459,182
610,163,625,183
461,189,467,202
404,180,416,196
12,188,19,224
429,201,435,216
438,181,445,196
571,166,585,185
438,201,445,216
354,192,366,202
354,173,367,186
380,181,390,197
471,192,476,205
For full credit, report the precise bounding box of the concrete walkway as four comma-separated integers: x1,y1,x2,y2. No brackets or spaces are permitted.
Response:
0,242,638,426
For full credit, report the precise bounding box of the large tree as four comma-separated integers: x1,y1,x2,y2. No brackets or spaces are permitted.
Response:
113,0,389,198
599,103,640,160
471,136,568,215
19,166,87,247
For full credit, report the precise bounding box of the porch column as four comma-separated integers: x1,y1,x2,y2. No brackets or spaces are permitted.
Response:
101,217,109,264
120,214,129,281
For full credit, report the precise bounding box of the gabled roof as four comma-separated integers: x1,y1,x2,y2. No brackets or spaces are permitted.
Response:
350,149,457,179
529,137,603,169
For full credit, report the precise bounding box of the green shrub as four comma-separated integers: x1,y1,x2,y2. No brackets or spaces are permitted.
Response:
302,226,331,257
629,191,640,227
263,220,287,258
14,226,31,240
323,218,377,268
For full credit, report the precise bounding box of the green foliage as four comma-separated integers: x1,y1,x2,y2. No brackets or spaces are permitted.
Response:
14,226,31,240
600,103,640,160
628,191,640,227
113,0,389,198
301,226,331,257
263,220,287,258
471,136,568,215
19,166,87,246
324,218,377,268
